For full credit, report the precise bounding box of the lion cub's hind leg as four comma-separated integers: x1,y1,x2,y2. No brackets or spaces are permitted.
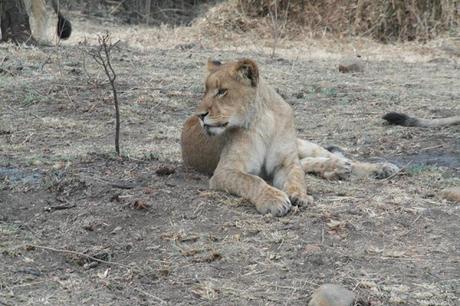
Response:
324,145,400,179
297,139,399,179
351,161,400,179
297,139,352,180
300,157,352,180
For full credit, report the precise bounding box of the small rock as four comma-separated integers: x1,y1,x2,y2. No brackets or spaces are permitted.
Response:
111,226,122,235
309,284,355,306
83,261,99,270
30,159,43,166
339,63,363,73
155,165,176,176
338,57,365,73
440,187,460,203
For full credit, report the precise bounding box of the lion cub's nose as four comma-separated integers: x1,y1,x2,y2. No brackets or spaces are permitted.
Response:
197,112,208,121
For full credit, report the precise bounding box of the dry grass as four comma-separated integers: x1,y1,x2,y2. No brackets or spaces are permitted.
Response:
237,0,458,41
193,0,460,61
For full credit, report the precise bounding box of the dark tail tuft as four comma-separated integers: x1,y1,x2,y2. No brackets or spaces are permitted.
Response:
57,14,72,39
325,145,346,158
382,112,418,126
325,145,344,154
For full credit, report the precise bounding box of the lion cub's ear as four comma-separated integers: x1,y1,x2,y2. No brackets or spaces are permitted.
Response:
233,59,259,87
207,59,222,72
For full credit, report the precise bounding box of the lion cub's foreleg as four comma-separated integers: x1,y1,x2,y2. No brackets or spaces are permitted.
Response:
272,157,313,206
210,168,292,217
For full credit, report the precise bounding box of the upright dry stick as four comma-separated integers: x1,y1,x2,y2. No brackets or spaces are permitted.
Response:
89,33,121,155
145,0,152,25
269,0,290,58
269,0,279,58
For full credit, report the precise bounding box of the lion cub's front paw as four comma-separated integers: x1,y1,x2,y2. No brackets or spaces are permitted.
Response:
373,162,399,179
322,159,352,180
255,187,292,217
288,191,313,207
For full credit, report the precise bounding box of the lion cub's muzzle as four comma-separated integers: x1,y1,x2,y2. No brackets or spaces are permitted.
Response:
196,112,229,136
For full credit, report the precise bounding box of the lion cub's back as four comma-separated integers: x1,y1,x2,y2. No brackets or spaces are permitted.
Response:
181,116,224,175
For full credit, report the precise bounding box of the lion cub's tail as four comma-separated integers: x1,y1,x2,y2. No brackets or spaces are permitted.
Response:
382,112,460,128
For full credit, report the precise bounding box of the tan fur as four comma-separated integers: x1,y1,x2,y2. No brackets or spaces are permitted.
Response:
182,59,311,216
181,59,399,216
24,0,48,42
296,139,399,180
440,187,460,203
416,116,460,127
181,116,224,175
23,0,68,42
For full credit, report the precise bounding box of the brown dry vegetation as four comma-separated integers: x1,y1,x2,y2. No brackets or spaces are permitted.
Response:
62,0,458,41
0,5,459,306
238,0,458,41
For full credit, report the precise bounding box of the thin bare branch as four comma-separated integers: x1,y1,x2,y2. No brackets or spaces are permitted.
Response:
27,244,128,267
87,32,121,156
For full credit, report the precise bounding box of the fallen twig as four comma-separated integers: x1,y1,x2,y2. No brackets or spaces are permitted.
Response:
381,160,413,181
111,183,136,189
44,203,76,212
133,287,167,304
27,244,127,267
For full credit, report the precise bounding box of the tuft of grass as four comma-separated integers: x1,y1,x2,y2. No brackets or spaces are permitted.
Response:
22,89,47,106
406,164,436,176
0,223,21,236
143,152,160,161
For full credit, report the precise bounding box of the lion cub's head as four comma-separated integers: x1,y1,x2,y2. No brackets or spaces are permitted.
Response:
195,58,259,136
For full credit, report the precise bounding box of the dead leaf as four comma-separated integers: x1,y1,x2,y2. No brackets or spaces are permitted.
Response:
303,244,322,255
383,250,407,258
97,268,110,279
132,200,150,210
326,219,345,229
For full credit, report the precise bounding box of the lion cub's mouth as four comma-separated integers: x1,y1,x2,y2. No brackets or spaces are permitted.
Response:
204,122,228,128
202,121,229,136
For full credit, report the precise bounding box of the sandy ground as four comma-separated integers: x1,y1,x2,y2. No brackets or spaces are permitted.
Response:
0,12,459,306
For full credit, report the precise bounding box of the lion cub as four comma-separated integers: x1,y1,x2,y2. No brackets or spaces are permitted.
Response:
181,59,399,216
181,59,312,216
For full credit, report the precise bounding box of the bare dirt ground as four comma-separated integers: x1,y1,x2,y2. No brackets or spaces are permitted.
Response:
1,13,459,306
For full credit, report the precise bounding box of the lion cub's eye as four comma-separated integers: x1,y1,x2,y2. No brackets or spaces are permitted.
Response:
216,88,228,98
